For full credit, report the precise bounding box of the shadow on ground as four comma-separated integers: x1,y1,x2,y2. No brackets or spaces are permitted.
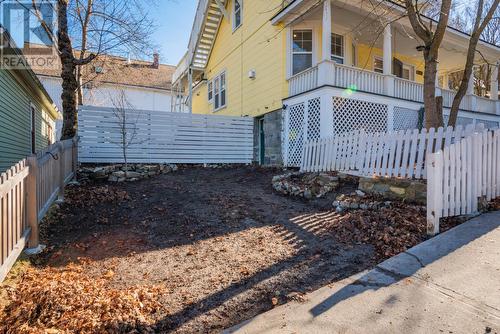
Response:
37,166,375,333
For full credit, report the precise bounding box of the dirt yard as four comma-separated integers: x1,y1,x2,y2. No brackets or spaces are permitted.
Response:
0,166,462,333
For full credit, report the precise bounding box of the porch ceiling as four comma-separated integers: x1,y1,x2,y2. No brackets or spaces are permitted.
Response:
289,1,500,74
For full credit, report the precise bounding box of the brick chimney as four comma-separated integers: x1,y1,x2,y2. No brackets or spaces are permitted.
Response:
152,52,159,69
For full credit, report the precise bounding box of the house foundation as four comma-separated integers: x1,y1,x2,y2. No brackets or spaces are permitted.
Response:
254,109,283,166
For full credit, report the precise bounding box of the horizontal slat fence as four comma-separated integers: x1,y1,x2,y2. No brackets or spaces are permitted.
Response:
78,106,254,164
301,124,481,179
427,128,500,235
0,137,77,282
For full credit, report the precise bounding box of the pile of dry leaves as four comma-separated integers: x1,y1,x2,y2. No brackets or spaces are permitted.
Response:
0,263,165,334
64,184,130,208
324,202,461,260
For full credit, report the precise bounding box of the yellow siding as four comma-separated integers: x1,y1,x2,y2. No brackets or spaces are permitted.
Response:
192,0,288,117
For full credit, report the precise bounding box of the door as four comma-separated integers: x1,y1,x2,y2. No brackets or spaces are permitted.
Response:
258,118,265,165
30,105,36,154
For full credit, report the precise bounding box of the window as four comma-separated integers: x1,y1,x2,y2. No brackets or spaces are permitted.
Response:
331,33,344,64
233,0,242,30
374,57,383,73
208,80,213,103
292,29,313,75
213,71,226,111
402,64,415,81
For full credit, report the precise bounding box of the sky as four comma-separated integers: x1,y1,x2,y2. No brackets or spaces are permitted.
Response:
150,1,198,66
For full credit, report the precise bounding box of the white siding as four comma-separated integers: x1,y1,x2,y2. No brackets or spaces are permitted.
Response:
38,76,173,112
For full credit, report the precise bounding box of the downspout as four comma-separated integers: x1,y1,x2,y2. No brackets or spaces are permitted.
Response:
188,66,193,114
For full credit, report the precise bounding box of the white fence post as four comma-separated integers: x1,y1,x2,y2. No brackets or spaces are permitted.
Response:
426,151,443,236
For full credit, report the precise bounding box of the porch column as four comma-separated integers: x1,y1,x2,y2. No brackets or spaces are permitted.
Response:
383,23,395,96
188,67,193,113
317,0,335,86
491,62,498,100
322,0,331,62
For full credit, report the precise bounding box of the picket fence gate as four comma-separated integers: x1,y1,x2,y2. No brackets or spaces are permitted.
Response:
301,124,481,179
78,106,254,164
0,138,77,282
427,128,500,235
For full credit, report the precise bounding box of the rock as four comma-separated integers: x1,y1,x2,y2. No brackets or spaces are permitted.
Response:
112,171,126,178
90,167,108,179
355,190,366,197
335,206,344,213
332,201,340,207
125,171,142,179
360,203,369,210
303,189,313,199
389,186,406,196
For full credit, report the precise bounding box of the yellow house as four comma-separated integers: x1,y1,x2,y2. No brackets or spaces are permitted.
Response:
172,0,500,166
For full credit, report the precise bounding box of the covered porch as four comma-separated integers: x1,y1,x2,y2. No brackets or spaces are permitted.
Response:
276,0,500,115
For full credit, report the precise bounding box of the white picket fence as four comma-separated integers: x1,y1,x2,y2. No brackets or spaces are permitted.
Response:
301,124,481,179
426,128,500,235
78,106,254,164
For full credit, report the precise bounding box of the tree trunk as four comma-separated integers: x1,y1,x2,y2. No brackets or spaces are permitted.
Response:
423,53,441,129
448,53,476,127
58,0,78,140
76,67,84,106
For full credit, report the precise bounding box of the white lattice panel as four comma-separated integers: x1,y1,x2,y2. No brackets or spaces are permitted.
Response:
286,103,305,166
332,97,388,134
307,98,321,141
457,116,474,127
393,107,419,131
476,119,499,129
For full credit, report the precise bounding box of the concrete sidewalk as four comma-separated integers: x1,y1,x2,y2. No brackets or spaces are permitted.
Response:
227,212,500,334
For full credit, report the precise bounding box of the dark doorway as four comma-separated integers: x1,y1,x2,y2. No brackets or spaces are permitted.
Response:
258,118,265,165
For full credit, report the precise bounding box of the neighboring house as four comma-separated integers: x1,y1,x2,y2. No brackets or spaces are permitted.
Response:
173,0,500,166
0,28,58,172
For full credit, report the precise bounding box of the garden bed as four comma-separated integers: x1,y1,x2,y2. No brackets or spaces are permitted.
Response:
0,166,463,333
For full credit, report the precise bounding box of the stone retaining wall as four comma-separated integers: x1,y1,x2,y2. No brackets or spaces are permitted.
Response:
358,177,427,204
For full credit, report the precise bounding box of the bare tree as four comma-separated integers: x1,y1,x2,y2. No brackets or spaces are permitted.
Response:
27,0,157,140
405,0,452,129
448,0,499,127
109,91,143,178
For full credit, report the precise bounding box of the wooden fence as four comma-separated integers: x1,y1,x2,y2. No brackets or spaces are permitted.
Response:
78,106,254,164
301,124,481,179
427,128,500,235
0,137,77,282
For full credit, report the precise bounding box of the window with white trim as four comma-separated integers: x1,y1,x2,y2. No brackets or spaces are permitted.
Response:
374,56,383,73
233,0,242,30
213,71,226,111
292,29,313,75
208,80,213,103
402,64,415,81
331,33,344,64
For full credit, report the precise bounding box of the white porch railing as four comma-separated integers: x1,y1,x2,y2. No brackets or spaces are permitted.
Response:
394,77,423,102
288,63,499,114
289,67,318,96
476,96,498,115
335,63,385,95
442,88,456,108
